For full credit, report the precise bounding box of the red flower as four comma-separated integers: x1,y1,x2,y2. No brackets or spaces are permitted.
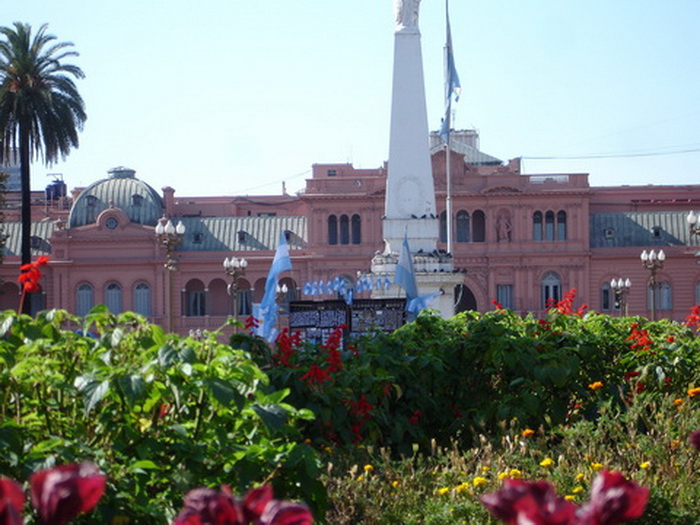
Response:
30,462,106,525
300,365,330,387
684,305,700,330
576,471,648,525
626,325,653,352
173,486,244,525
243,485,273,523
408,410,422,425
481,478,576,525
258,500,313,525
348,395,374,420
491,299,503,310
623,371,640,381
689,430,700,451
0,477,25,525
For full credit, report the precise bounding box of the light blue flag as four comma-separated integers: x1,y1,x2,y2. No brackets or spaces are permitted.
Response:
394,234,419,302
303,282,313,296
439,0,461,143
256,232,293,341
407,290,443,314
311,280,319,296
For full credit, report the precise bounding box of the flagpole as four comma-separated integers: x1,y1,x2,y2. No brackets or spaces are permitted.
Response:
444,0,453,255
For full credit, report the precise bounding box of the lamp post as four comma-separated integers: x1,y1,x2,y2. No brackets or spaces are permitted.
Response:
610,277,631,317
276,283,289,331
156,218,186,332
687,210,700,238
640,249,665,321
223,256,248,328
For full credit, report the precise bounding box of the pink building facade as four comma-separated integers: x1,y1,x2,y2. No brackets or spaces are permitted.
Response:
1,132,699,333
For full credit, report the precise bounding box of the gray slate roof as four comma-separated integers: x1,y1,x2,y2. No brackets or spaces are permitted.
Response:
177,216,307,252
590,211,699,248
1,221,54,256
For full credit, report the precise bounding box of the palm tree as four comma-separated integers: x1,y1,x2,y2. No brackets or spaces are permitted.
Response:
0,22,86,313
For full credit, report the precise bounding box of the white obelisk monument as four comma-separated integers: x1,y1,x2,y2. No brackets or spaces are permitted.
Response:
371,0,461,318
382,0,438,253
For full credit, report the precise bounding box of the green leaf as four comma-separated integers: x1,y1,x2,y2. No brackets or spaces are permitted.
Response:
252,403,288,433
75,376,110,413
206,378,242,409
129,459,160,471
110,327,124,347
117,374,146,406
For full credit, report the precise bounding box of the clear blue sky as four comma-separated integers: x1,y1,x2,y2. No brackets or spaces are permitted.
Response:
7,1,700,196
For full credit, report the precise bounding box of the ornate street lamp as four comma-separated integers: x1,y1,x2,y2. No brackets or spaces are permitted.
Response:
155,218,186,332
610,277,631,317
276,283,289,331
640,249,665,321
223,255,248,327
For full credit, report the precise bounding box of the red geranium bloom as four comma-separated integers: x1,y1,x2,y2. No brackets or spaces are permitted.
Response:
481,478,576,525
0,477,25,525
30,462,106,525
576,471,648,525
173,487,244,525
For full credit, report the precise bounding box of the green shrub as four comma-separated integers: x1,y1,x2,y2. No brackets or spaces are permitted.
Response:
0,307,324,522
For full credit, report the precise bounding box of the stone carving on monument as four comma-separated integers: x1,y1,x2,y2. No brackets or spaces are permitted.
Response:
394,0,420,31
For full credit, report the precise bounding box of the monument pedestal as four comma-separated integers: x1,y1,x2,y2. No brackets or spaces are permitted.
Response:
370,250,463,319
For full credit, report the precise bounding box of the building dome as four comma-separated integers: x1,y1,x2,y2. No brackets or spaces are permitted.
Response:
68,167,164,228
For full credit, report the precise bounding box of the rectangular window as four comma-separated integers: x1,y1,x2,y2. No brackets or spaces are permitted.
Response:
496,284,513,310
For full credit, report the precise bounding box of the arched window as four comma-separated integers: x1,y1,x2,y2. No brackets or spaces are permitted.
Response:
600,282,613,312
439,211,447,243
328,215,338,245
533,211,543,241
556,211,567,241
76,283,94,317
649,282,672,311
545,211,555,241
185,279,206,317
541,272,561,310
339,215,350,245
236,279,252,316
696,280,700,304
133,282,151,317
351,214,361,245
472,210,485,242
105,282,123,314
456,210,470,243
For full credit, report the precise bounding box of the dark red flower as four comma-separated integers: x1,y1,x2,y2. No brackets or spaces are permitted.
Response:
300,365,330,387
258,500,313,525
243,485,273,523
30,462,106,525
576,471,648,525
0,477,25,525
481,478,576,525
689,430,700,451
174,487,244,525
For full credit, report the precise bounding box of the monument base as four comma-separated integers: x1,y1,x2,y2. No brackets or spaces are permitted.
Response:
370,249,464,319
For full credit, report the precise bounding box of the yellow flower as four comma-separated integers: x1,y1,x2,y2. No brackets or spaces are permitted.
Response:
391,480,400,488
363,464,374,473
521,428,535,438
357,475,364,482
304,438,312,444
670,439,682,450
324,447,333,454
509,468,522,479
673,398,684,406
640,461,651,470
591,462,604,471
540,457,555,468
588,381,604,391
481,466,491,473
688,387,700,397
498,472,509,481
437,487,450,496
455,482,469,494
565,495,576,501
473,477,488,488
572,486,584,494
575,473,585,482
